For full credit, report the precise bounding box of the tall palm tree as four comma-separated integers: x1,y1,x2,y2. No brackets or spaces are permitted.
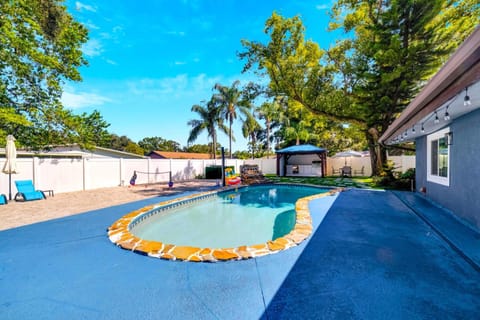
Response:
255,98,283,156
214,80,251,158
187,98,228,159
241,112,262,159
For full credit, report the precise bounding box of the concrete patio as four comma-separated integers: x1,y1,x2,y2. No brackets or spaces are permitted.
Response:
0,188,479,319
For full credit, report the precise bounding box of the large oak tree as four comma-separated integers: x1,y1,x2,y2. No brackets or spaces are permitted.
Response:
0,0,109,149
240,1,479,175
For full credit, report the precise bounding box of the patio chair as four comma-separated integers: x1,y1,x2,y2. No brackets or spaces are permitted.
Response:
341,166,352,177
14,180,46,201
332,167,341,176
354,166,365,176
0,194,6,205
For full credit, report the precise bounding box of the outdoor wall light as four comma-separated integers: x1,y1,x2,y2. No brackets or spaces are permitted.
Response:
444,105,450,121
464,87,471,106
434,111,440,124
446,131,453,146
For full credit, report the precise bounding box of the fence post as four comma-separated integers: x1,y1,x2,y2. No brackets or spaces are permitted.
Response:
82,157,86,191
32,157,39,187
119,158,123,186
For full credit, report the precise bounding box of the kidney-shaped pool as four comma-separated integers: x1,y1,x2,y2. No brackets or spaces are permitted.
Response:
108,184,340,262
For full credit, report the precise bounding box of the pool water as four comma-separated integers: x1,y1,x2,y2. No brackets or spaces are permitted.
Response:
131,185,328,248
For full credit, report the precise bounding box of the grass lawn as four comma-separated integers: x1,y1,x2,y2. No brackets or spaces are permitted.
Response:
265,174,379,189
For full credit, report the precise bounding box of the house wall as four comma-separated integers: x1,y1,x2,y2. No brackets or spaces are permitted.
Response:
416,108,480,229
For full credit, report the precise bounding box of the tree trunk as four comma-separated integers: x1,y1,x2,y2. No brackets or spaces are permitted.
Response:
266,120,271,156
367,127,387,176
212,132,217,160
229,118,233,159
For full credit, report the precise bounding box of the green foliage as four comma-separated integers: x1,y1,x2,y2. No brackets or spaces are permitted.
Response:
187,97,228,159
0,0,90,149
74,110,111,149
214,80,253,158
241,3,479,175
138,136,181,154
184,144,212,154
124,142,145,156
241,111,262,159
107,134,143,155
232,150,252,160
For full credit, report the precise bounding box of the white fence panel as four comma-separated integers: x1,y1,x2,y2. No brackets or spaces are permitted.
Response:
244,158,277,174
0,158,35,198
146,159,172,183
85,158,121,190
122,159,150,185
388,155,416,173
327,157,372,176
171,159,200,181
36,158,84,193
0,155,417,196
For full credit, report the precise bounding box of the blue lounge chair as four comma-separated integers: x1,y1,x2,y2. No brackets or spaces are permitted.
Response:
14,180,46,201
0,194,6,205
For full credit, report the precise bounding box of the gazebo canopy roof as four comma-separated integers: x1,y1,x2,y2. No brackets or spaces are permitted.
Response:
276,144,326,154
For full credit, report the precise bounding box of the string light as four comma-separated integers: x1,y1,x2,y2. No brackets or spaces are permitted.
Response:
464,87,471,106
412,126,416,133
444,105,450,121
421,123,425,133
434,111,440,124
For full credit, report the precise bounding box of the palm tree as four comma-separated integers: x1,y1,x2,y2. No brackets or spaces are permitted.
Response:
214,80,251,158
241,112,262,159
255,98,283,156
283,117,311,145
187,98,228,159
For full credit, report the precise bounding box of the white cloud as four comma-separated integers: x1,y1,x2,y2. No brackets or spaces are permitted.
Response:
175,61,187,65
315,4,329,10
125,73,261,102
75,1,96,12
105,59,117,65
127,74,223,98
61,90,111,109
164,31,186,37
84,21,99,30
82,39,102,57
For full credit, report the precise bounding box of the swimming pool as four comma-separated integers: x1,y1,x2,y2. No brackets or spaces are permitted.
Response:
108,184,340,262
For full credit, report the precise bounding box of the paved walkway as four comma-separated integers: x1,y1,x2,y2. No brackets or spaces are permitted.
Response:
0,188,479,319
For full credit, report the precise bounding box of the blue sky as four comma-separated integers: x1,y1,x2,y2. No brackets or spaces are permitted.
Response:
62,0,340,152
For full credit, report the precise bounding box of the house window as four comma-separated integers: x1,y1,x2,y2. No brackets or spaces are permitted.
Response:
427,127,450,186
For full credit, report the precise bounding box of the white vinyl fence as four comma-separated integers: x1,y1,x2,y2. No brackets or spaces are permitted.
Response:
0,155,415,196
0,158,243,196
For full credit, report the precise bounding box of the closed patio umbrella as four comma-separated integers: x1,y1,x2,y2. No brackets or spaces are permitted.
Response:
2,135,18,200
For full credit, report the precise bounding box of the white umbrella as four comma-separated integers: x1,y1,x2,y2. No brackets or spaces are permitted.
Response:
2,135,18,200
332,150,364,166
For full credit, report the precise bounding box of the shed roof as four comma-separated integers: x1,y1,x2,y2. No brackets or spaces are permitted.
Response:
148,151,212,159
276,144,326,154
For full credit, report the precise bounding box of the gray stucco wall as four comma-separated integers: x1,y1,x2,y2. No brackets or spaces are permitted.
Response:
415,109,480,229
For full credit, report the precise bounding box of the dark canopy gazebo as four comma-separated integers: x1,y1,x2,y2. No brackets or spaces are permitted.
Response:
276,144,327,177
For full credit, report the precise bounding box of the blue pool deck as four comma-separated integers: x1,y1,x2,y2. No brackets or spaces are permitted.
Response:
1,188,479,319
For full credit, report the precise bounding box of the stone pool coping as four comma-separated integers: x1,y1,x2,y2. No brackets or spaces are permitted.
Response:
107,185,342,262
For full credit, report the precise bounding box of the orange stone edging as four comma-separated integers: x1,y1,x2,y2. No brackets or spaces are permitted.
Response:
107,187,341,262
